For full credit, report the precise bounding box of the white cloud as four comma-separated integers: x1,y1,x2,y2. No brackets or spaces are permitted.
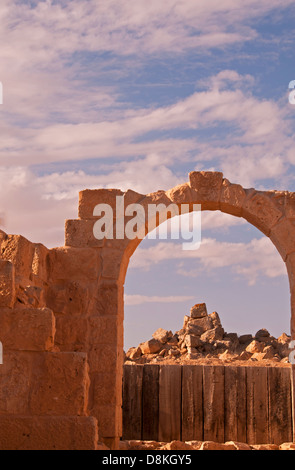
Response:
124,294,194,306
129,237,287,285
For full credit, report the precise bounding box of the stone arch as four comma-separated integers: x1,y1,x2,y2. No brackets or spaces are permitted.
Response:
71,171,295,448
0,171,294,450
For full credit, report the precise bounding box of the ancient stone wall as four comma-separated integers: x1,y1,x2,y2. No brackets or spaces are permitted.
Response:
0,171,295,449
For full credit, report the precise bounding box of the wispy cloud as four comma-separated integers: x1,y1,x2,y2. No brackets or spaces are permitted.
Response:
125,294,194,306
129,237,287,285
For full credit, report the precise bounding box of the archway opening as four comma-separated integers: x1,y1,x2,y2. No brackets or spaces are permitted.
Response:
122,209,292,446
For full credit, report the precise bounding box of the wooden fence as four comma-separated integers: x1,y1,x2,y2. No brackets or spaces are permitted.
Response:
122,364,293,445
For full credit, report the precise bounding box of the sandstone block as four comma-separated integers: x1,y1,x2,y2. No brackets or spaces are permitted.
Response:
190,303,208,318
0,307,55,351
0,352,89,416
239,334,253,344
48,247,101,281
242,192,283,235
0,234,35,280
188,316,213,333
79,188,124,219
255,329,270,341
200,441,236,450
0,416,98,450
201,326,224,343
65,219,104,248
270,218,295,261
189,171,223,209
209,311,222,328
152,328,172,344
220,180,247,216
0,260,15,307
140,339,163,355
246,340,264,354
279,442,295,450
184,335,202,348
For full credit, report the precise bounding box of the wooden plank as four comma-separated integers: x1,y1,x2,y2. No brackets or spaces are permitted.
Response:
203,365,225,442
268,366,293,445
224,366,247,443
182,365,203,441
122,364,144,440
246,367,269,445
159,365,182,442
142,364,159,440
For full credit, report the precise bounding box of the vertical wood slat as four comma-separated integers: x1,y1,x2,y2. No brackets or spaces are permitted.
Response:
246,367,269,445
268,367,293,444
159,365,182,442
123,364,293,444
142,364,159,440
224,366,247,443
203,365,225,442
182,365,203,441
122,365,143,440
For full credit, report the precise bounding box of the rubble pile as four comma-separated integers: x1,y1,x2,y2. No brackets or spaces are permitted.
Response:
125,303,291,365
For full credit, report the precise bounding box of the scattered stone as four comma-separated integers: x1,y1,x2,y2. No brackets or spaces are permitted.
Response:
190,303,208,319
152,328,172,344
279,442,295,450
246,340,264,354
239,334,253,344
255,329,270,341
200,441,236,450
239,351,252,361
163,440,194,450
140,339,163,355
251,444,279,450
125,303,291,365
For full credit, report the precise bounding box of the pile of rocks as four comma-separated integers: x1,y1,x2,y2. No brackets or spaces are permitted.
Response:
125,303,291,364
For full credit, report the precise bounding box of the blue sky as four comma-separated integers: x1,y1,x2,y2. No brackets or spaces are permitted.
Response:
0,0,294,348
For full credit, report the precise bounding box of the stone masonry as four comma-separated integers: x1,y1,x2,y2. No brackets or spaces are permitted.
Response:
0,171,295,449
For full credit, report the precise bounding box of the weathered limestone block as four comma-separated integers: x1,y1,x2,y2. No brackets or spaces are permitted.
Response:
90,281,123,318
220,179,247,216
54,315,88,351
0,260,15,307
31,243,49,283
189,171,223,210
0,234,35,280
188,316,213,332
87,315,120,346
30,352,90,416
46,280,96,315
270,218,295,261
88,343,122,375
184,335,202,348
90,403,122,439
140,339,162,355
0,352,89,416
0,416,99,450
15,285,45,309
91,372,121,405
246,340,264,354
0,307,55,351
47,247,101,281
190,303,208,318
165,183,193,205
242,191,283,236
101,247,124,280
79,188,124,219
200,326,224,342
152,328,173,344
65,219,104,248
